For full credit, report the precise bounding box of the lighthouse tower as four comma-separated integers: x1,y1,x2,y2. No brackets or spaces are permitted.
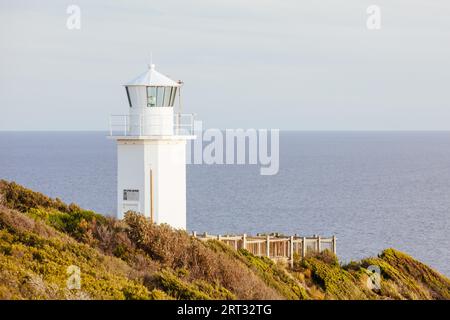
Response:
109,64,195,230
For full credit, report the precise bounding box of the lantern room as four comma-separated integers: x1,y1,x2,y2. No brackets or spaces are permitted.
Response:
123,64,182,136
124,64,181,108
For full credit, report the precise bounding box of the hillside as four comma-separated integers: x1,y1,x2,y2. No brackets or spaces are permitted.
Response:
0,180,449,300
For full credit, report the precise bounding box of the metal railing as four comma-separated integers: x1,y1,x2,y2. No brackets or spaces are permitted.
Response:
109,113,195,136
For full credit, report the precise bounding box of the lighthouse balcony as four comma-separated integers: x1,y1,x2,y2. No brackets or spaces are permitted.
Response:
109,113,195,138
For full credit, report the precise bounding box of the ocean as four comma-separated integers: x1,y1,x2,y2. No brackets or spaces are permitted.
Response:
0,131,449,276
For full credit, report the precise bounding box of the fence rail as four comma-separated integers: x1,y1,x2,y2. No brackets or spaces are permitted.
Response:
192,232,336,268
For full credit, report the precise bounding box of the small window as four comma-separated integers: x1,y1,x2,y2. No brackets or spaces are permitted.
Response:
126,87,132,107
123,189,139,201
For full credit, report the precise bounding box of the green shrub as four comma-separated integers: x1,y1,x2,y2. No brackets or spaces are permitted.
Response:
237,249,308,300
154,269,211,300
149,289,173,300
302,256,367,300
0,180,69,213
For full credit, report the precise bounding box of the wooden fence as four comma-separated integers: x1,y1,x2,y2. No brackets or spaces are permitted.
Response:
192,232,336,267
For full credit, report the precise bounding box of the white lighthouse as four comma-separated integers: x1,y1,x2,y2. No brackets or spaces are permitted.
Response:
109,64,195,230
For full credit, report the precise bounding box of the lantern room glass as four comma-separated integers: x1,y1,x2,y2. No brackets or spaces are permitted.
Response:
146,86,177,107
164,87,172,106
147,87,157,107
170,87,177,106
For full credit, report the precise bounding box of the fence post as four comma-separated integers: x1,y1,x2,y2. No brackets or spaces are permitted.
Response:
289,236,294,268
332,235,337,255
204,232,208,238
266,235,270,257
217,234,221,241
302,237,306,258
242,233,247,250
317,236,321,253
192,231,197,238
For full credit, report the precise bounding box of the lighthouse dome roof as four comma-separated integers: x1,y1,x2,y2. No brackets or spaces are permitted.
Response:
124,64,181,87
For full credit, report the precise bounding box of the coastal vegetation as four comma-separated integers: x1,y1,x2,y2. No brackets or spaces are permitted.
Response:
0,180,449,300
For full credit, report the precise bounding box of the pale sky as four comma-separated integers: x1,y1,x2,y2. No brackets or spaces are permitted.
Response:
0,0,449,130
